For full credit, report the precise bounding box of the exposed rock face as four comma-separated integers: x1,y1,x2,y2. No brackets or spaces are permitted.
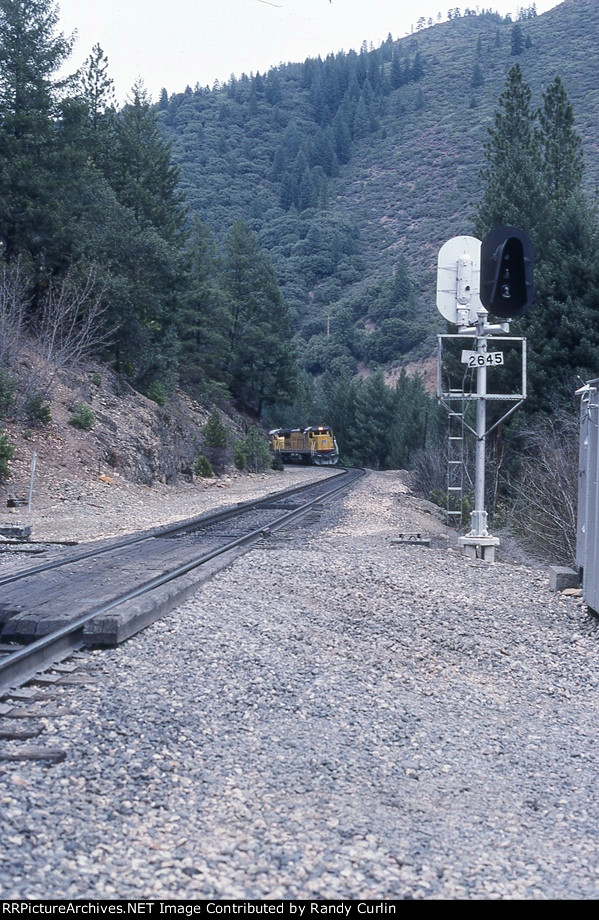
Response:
1,361,247,495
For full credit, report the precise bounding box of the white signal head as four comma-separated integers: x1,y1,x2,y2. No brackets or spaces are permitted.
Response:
437,235,484,326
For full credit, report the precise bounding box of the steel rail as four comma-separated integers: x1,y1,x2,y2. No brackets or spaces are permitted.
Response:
0,468,347,588
0,468,364,693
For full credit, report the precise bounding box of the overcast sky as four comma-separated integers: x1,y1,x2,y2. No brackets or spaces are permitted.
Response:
55,0,563,103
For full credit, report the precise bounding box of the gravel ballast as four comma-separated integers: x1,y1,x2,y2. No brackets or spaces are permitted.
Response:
0,470,598,900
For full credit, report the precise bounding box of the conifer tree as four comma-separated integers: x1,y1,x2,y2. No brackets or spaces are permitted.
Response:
510,24,525,55
333,110,352,164
521,77,599,404
203,407,228,449
181,218,231,394
79,43,117,170
223,221,297,417
390,50,403,90
535,75,583,208
112,80,185,244
476,66,599,409
475,64,544,239
352,371,396,469
98,81,188,391
0,0,75,268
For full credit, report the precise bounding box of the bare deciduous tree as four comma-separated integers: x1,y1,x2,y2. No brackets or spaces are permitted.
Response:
0,261,29,369
32,268,110,391
0,263,111,419
503,412,579,564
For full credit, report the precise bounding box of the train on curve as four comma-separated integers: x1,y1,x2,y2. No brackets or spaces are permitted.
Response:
268,425,339,466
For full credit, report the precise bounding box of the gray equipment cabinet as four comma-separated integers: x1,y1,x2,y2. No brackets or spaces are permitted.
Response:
576,380,599,613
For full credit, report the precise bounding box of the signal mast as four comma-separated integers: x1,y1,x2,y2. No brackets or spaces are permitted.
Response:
436,227,534,561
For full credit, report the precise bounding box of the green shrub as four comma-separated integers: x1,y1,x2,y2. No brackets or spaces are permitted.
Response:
146,380,168,406
235,427,272,473
428,488,447,509
234,441,247,471
271,454,285,472
428,488,472,527
69,404,95,430
0,430,14,482
0,370,16,419
25,394,51,427
194,453,214,477
203,407,228,448
91,372,102,387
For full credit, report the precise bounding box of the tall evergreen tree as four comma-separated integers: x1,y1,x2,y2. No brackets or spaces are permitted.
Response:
389,373,432,469
475,64,545,238
352,371,396,469
181,218,231,395
510,24,525,55
79,43,117,170
332,110,352,164
535,75,584,209
476,66,599,409
390,50,404,90
223,220,297,416
112,80,185,243
98,81,189,391
0,0,75,269
521,77,599,404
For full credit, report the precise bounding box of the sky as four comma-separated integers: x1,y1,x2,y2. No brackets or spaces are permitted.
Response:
55,0,563,103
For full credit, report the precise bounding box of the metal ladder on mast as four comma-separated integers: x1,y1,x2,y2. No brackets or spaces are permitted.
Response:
447,389,466,526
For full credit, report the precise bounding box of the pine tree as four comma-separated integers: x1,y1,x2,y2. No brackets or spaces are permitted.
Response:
476,66,599,410
317,371,360,462
279,171,297,211
390,50,403,90
536,75,583,209
203,407,228,449
181,218,231,394
411,50,425,82
223,221,298,416
389,373,431,469
521,78,599,406
0,0,75,268
511,24,525,55
474,64,545,239
112,80,186,243
352,372,396,469
298,168,317,211
98,81,189,390
352,95,370,139
79,43,117,170
471,62,484,89
333,110,352,164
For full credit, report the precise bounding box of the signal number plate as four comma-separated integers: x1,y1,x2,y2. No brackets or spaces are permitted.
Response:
461,350,504,368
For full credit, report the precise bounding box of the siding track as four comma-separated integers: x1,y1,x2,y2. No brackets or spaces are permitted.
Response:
0,468,364,693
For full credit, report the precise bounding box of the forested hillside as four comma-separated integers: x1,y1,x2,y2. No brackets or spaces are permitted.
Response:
0,0,298,430
158,0,599,392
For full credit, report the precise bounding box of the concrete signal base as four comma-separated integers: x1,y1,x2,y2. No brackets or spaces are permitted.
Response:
459,535,500,562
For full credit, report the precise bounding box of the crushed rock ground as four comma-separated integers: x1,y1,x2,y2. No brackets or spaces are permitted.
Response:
0,470,598,900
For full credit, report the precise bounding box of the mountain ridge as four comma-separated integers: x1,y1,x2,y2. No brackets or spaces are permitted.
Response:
160,0,597,366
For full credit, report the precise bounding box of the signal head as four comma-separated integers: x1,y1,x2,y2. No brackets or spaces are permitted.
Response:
480,226,534,320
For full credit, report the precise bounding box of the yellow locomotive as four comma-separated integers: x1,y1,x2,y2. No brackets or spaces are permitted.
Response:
269,426,339,466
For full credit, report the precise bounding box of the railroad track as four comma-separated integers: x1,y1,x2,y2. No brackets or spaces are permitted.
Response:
0,468,364,695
